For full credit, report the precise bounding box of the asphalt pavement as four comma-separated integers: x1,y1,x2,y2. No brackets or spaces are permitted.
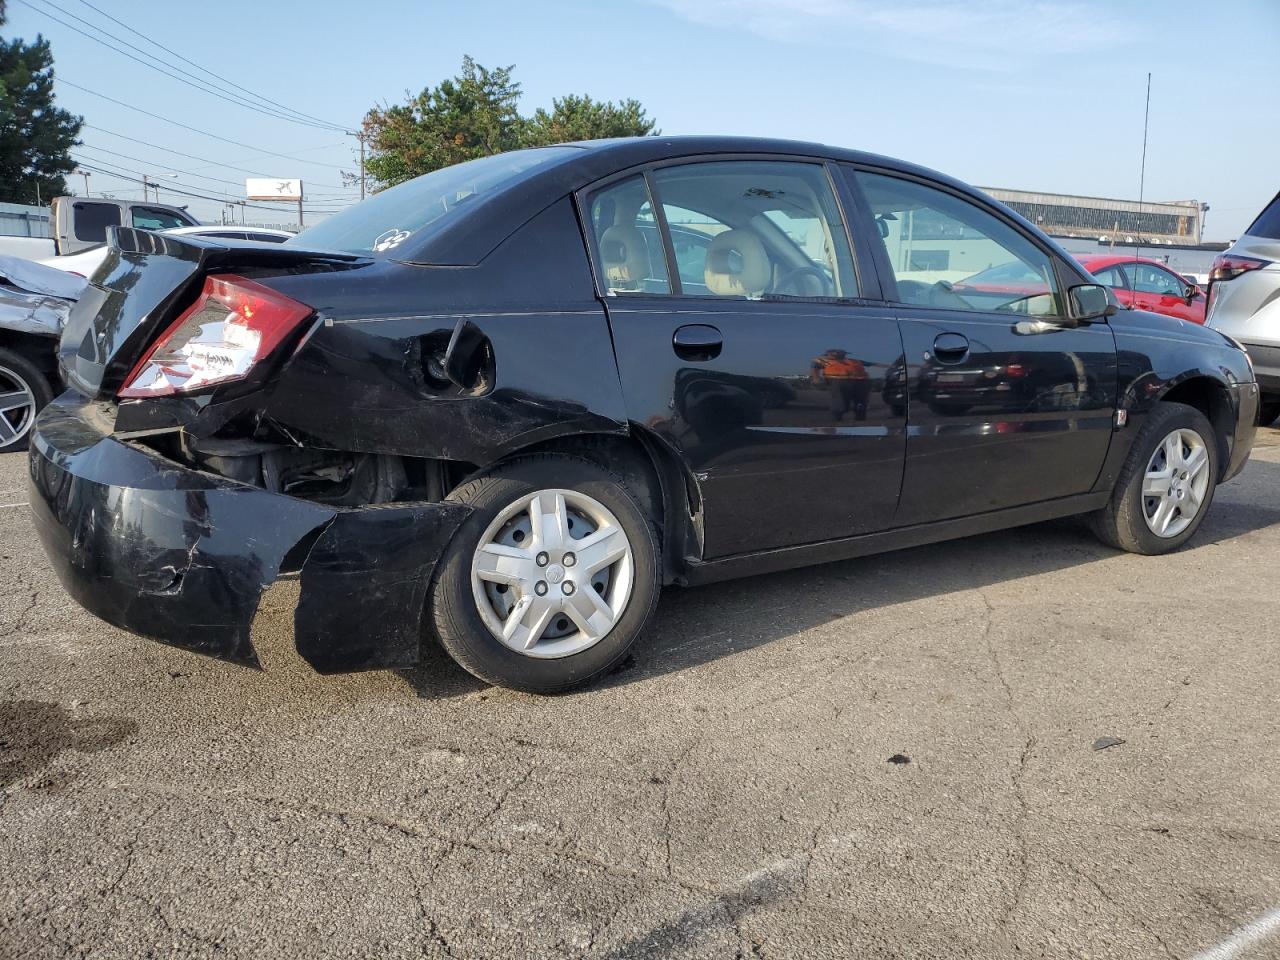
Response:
2,434,1279,959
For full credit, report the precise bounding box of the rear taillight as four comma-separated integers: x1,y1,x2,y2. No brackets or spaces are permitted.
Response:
119,274,312,399
1209,254,1271,284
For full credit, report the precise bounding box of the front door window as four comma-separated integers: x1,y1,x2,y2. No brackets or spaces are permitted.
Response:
856,172,1064,317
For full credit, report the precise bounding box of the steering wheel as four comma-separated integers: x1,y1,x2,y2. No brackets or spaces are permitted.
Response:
773,265,833,297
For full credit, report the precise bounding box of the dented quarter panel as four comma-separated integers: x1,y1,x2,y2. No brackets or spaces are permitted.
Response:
251,198,630,463
0,286,68,338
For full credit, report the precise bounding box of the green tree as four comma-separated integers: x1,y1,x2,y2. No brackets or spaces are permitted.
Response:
360,57,659,190
363,56,525,188
524,94,657,147
0,3,82,204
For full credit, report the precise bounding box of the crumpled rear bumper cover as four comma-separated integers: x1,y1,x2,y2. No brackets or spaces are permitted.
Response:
27,394,471,672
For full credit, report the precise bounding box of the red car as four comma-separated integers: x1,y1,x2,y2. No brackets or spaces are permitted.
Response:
1075,254,1206,324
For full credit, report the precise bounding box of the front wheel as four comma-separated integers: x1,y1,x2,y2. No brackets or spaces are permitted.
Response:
1090,401,1219,555
430,455,661,693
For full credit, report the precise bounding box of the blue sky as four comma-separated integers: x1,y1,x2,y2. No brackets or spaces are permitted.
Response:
6,0,1278,237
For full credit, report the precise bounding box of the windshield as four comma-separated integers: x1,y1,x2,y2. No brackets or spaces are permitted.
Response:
290,147,579,256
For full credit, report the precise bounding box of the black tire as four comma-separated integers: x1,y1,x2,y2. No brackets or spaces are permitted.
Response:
430,454,661,693
1258,397,1280,427
1090,401,1219,555
0,347,53,453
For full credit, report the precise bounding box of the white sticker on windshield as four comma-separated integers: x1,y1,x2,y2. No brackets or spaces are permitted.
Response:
373,228,411,252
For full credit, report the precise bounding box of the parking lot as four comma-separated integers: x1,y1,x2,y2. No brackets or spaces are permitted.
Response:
1,433,1278,960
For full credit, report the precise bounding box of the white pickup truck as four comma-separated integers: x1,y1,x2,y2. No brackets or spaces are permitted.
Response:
0,196,199,260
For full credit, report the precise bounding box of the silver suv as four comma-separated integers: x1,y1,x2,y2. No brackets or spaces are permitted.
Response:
1206,192,1280,424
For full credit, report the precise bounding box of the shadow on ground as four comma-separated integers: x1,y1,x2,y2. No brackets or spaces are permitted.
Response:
394,458,1280,698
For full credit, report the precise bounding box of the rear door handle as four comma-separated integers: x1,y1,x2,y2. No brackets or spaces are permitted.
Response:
673,324,723,362
932,332,969,362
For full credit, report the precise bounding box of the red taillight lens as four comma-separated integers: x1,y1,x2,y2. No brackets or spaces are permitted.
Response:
1005,362,1027,378
119,274,312,399
1209,254,1271,284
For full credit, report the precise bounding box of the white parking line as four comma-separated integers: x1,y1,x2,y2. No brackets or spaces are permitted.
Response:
0,502,28,509
1193,906,1280,960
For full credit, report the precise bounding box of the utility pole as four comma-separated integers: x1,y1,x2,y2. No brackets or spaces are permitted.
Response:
142,173,150,204
77,169,91,197
297,180,305,228
358,132,366,201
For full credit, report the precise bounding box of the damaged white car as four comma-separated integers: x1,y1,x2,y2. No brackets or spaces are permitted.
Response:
0,256,85,450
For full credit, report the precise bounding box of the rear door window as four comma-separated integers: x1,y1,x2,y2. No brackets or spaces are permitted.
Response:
73,202,121,242
649,160,857,299
1091,265,1130,289
585,175,671,295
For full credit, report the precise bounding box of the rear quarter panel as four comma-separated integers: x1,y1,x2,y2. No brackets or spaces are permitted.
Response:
259,197,629,464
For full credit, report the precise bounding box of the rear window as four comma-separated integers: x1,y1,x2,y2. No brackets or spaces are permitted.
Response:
1246,193,1280,240
73,202,121,242
290,147,579,256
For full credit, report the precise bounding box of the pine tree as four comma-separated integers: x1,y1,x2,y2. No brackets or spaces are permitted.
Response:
0,2,83,204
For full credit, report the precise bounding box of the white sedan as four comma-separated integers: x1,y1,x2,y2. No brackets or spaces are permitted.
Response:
40,225,295,277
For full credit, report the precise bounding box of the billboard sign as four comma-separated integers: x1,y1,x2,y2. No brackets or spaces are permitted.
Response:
245,178,303,201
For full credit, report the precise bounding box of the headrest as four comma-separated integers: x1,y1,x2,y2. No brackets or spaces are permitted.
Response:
599,225,649,291
705,229,770,297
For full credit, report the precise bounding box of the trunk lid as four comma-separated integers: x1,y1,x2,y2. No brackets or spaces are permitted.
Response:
60,228,368,398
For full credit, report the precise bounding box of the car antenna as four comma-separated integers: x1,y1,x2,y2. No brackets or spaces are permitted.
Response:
1133,72,1151,275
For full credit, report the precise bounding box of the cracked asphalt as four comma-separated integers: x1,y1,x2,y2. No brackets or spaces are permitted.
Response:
2,434,1279,960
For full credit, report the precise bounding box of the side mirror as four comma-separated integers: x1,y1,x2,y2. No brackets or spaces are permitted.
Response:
1184,284,1199,304
1069,283,1116,320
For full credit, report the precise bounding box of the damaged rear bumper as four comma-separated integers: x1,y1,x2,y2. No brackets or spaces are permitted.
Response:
27,394,471,672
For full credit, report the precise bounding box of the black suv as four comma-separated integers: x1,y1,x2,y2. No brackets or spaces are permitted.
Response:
29,137,1258,692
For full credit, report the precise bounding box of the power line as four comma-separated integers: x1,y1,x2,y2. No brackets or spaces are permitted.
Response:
73,159,349,215
55,77,350,171
73,0,352,134
81,124,355,191
78,143,360,199
17,0,350,132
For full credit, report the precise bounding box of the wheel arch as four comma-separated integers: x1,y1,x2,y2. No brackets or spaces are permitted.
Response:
485,426,704,584
1154,374,1235,478
0,330,59,382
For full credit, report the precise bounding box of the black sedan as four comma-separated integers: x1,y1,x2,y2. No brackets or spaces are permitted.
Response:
28,137,1258,692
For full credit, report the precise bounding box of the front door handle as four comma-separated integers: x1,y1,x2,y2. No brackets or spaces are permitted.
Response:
673,324,723,362
932,332,969,362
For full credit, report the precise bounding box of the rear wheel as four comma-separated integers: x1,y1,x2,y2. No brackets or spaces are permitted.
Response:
0,348,53,453
1090,401,1219,554
430,455,661,693
1258,397,1280,427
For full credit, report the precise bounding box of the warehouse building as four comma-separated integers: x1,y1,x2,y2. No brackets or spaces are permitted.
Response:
981,187,1207,246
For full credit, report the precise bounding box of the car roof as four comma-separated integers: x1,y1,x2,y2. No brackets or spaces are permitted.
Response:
400,136,1008,266
1075,253,1176,271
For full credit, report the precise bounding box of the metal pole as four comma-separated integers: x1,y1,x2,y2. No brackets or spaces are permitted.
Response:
81,170,91,196
143,174,150,204
359,133,366,201
297,180,304,228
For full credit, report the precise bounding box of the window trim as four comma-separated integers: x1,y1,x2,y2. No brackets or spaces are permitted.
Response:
574,152,867,304
840,163,1095,322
